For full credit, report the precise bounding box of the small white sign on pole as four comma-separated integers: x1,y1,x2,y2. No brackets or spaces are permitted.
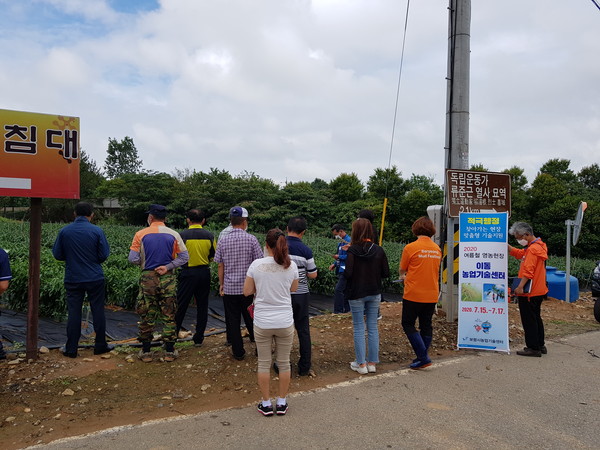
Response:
457,212,510,353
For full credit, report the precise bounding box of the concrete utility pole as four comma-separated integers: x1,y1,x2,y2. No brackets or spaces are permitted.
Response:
442,0,471,322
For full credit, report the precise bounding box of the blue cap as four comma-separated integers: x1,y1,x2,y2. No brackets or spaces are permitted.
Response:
146,204,167,218
229,206,248,218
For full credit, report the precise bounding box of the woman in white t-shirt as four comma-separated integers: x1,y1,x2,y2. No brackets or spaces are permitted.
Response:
244,228,299,416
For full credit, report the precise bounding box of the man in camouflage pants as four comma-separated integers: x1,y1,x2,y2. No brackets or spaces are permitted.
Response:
129,204,189,362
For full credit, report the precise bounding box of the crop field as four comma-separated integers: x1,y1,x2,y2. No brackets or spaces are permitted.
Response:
0,218,596,320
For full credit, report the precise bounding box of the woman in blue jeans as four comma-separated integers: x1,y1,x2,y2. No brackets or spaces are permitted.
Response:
344,218,390,374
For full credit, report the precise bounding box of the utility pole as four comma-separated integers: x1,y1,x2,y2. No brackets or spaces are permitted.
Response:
442,0,471,322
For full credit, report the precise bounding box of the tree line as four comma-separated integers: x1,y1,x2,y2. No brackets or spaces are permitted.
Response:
1,137,599,259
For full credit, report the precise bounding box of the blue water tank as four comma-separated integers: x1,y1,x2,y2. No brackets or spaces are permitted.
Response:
546,266,579,302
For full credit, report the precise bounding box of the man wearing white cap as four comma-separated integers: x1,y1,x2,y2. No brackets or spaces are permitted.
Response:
214,206,263,360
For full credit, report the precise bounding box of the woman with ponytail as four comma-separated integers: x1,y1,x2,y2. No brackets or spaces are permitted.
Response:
344,218,390,375
244,228,299,416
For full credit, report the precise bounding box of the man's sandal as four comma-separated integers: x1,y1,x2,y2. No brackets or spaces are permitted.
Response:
164,350,178,362
138,350,153,363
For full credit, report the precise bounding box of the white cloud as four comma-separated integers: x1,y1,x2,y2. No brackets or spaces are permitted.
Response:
1,0,599,190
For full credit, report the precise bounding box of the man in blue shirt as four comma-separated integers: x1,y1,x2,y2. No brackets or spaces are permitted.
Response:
329,224,351,313
53,202,111,358
0,247,12,360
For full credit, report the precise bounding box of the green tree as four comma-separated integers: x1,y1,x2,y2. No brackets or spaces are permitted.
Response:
104,137,143,179
469,163,488,172
502,166,529,221
394,190,438,242
528,173,568,218
310,178,329,191
96,172,178,224
170,168,282,232
502,166,528,190
538,158,582,195
404,174,443,198
80,150,105,199
329,173,364,203
263,181,333,232
578,163,600,201
366,166,406,200
534,196,582,257
389,175,443,243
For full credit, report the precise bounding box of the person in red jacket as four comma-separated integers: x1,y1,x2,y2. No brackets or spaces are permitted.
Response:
508,222,549,357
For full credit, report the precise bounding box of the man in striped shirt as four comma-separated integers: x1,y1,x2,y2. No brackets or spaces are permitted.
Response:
175,209,216,346
285,217,318,376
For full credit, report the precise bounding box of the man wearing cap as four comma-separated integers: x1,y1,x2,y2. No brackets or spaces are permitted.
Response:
214,206,263,360
129,204,189,362
52,202,112,358
175,209,216,346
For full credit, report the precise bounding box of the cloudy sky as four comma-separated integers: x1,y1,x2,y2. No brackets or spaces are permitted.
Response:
1,0,598,187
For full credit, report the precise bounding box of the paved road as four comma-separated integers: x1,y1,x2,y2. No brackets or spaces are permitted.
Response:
36,331,600,449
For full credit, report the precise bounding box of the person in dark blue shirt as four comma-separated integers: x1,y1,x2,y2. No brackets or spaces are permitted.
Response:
0,247,12,360
329,224,351,313
52,202,111,358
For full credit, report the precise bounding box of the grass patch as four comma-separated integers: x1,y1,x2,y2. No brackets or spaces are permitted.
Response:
51,376,77,387
111,345,136,355
175,341,196,350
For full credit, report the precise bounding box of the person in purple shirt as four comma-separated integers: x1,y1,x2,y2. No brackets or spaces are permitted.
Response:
0,247,12,360
52,202,111,358
214,206,263,360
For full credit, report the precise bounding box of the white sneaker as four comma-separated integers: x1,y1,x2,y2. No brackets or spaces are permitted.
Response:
350,361,368,374
367,364,376,373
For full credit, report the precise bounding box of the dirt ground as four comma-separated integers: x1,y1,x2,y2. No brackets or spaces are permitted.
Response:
1,294,599,449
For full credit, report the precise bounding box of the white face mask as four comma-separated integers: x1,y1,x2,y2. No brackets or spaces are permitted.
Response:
517,239,528,247
334,234,342,240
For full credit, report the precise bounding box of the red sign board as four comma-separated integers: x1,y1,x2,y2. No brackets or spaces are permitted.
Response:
446,169,511,217
0,109,80,199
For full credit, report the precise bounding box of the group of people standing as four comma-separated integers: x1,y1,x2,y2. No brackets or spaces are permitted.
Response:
0,202,549,417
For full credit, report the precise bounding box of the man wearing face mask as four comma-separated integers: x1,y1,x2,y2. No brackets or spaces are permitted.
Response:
329,224,351,313
214,206,263,360
129,204,189,363
508,222,549,357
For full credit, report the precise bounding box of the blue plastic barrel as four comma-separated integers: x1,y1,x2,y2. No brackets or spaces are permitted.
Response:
546,266,579,302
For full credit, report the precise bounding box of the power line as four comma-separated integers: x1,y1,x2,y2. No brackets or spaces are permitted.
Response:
384,0,410,198
591,0,600,11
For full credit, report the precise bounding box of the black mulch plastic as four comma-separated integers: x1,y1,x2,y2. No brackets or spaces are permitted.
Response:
0,293,400,351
